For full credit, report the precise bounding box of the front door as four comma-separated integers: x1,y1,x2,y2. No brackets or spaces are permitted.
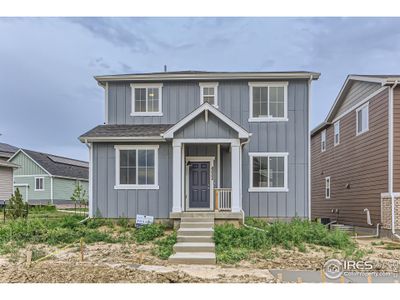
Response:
189,162,210,209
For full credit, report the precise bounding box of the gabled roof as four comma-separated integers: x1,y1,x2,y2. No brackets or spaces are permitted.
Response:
163,102,250,139
311,74,400,136
9,149,88,180
0,142,18,159
95,70,320,84
79,124,173,142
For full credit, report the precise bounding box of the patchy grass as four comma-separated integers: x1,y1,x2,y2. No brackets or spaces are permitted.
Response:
214,218,358,264
152,231,177,260
134,224,165,244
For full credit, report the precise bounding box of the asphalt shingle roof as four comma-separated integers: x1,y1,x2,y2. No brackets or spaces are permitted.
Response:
21,149,88,180
0,142,18,159
80,124,174,139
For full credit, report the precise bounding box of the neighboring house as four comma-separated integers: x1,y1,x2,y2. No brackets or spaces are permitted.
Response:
311,75,400,234
0,142,19,202
80,70,320,221
8,149,89,204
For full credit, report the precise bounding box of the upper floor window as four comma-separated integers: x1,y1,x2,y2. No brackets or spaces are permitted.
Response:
115,145,159,190
199,82,218,107
248,152,288,192
356,102,369,135
321,130,326,152
35,177,44,191
131,83,163,116
325,177,331,199
334,121,340,146
248,82,288,122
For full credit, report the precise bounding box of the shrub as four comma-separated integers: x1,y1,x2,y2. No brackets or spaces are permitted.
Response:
152,232,177,260
7,188,28,219
134,224,165,244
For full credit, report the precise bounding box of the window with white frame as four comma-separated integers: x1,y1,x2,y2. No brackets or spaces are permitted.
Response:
115,145,159,189
325,177,331,199
249,82,288,121
35,177,44,191
356,103,369,135
249,153,288,192
199,82,218,107
131,84,163,116
334,121,340,146
321,130,326,152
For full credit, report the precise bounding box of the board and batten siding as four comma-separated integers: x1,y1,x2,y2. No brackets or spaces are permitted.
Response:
53,178,89,202
0,166,13,201
96,79,310,218
13,175,52,202
11,152,47,176
311,88,389,227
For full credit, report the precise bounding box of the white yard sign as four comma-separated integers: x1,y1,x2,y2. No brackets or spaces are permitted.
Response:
135,214,154,228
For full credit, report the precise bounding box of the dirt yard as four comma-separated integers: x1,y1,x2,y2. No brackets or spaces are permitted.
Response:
0,237,399,283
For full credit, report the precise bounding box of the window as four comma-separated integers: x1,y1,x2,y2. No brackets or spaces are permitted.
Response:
356,103,369,135
249,82,288,121
334,121,340,146
249,152,288,192
131,84,163,116
199,82,218,107
321,130,326,152
35,177,44,191
115,145,159,189
325,177,331,199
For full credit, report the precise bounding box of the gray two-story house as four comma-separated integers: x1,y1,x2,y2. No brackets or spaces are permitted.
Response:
80,71,320,223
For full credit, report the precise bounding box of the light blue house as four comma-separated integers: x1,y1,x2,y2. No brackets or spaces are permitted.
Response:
80,71,319,222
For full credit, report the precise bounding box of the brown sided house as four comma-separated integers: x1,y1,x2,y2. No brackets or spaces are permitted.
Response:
311,75,400,237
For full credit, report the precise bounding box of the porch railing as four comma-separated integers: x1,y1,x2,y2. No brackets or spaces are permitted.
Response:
214,188,232,211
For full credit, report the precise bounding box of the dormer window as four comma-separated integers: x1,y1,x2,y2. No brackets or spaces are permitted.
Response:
131,83,163,116
199,82,218,107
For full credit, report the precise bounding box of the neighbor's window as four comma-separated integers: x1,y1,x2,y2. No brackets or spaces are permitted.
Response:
321,130,326,152
131,84,163,116
249,82,288,121
115,145,159,189
356,103,369,135
249,153,288,191
200,82,218,107
334,121,340,146
35,177,44,191
325,177,331,199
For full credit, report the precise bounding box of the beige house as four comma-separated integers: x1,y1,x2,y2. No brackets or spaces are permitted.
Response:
0,142,18,202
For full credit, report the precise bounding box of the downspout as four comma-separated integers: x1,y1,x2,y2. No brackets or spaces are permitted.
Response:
50,176,54,205
307,75,313,220
84,140,93,218
240,139,250,225
388,80,400,239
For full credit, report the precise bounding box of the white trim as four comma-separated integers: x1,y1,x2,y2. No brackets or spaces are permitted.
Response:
12,174,88,181
248,81,288,122
172,144,182,213
114,145,159,190
307,76,313,220
14,184,29,202
185,156,215,211
163,103,250,139
88,143,93,218
130,83,163,116
8,149,52,176
331,86,387,123
356,102,369,136
13,174,50,177
105,82,109,124
325,176,331,199
248,152,289,192
231,144,241,212
199,82,219,108
173,138,241,147
321,130,326,152
334,120,340,146
217,144,221,188
80,136,166,143
34,176,45,191
50,176,54,204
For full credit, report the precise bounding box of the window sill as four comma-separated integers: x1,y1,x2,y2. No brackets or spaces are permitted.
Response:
248,187,288,193
130,112,163,117
34,189,44,192
356,129,369,136
114,185,159,190
248,117,288,122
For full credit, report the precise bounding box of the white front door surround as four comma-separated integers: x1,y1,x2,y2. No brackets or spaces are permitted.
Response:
172,138,241,213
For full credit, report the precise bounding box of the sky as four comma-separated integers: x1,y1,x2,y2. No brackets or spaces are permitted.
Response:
1,17,400,161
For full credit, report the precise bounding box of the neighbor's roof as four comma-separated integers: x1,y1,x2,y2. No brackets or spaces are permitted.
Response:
10,149,88,180
0,160,19,168
311,74,400,136
0,142,18,158
94,70,320,84
79,124,174,142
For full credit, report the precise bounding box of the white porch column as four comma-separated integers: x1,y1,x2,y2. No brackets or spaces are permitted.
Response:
231,140,241,213
172,141,182,213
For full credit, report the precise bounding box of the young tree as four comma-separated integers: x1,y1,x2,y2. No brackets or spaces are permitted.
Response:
7,188,28,219
70,182,88,212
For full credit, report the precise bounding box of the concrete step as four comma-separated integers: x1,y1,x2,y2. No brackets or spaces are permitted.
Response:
181,217,214,223
177,235,214,243
177,228,214,237
180,221,214,229
180,212,215,218
173,242,215,253
168,252,216,265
